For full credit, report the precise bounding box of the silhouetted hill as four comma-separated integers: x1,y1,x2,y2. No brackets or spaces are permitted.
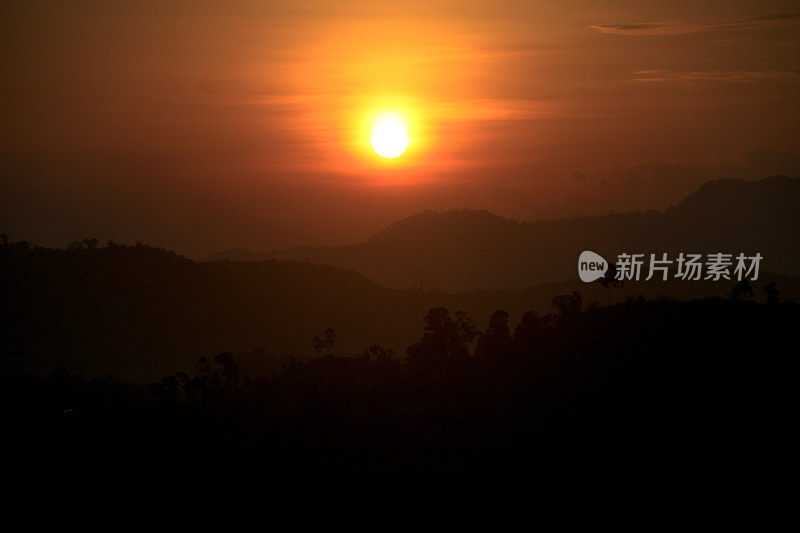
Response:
4,239,799,381
235,176,800,291
1,242,403,380
203,248,269,262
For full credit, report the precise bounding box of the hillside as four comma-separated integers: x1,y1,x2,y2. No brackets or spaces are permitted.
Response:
1,242,400,380
228,176,800,291
3,239,798,381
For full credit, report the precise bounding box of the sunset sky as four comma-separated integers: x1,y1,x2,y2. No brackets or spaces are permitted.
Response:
2,1,798,256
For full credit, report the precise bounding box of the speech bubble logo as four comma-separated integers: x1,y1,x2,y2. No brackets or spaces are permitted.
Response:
578,250,608,282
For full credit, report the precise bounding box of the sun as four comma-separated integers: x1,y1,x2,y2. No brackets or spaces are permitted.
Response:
370,114,409,158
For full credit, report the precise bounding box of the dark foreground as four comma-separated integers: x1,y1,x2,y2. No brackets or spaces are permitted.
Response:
3,296,795,487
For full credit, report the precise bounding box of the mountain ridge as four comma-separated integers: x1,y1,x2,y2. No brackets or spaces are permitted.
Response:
206,176,799,291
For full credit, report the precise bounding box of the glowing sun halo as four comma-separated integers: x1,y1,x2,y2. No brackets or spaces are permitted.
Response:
370,114,409,158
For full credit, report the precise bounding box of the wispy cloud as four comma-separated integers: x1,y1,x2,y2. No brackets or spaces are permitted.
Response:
630,69,800,83
591,14,800,36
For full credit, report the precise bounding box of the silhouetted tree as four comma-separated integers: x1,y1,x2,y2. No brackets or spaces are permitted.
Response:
324,328,336,356
475,309,512,361
197,356,211,377
731,280,754,300
313,328,337,358
214,352,240,386
151,375,180,408
552,291,583,317
513,311,540,348
406,307,476,370
764,282,780,305
600,263,622,305
366,345,394,362
313,335,325,358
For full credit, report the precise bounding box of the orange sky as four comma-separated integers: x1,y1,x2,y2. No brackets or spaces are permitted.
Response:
1,1,799,255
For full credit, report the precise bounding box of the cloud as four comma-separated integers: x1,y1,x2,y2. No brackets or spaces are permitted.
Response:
590,14,800,36
629,69,800,84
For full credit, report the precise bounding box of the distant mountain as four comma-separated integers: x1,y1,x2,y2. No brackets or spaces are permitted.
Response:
203,248,269,262
5,240,797,381
231,175,797,291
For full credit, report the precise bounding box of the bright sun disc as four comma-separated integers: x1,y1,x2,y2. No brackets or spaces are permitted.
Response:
371,114,409,158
